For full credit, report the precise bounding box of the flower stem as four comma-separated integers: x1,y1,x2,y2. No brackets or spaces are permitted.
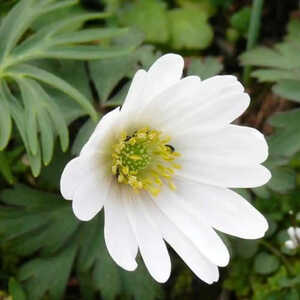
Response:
243,0,264,86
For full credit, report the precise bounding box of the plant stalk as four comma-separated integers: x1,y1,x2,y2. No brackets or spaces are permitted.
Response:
243,0,264,85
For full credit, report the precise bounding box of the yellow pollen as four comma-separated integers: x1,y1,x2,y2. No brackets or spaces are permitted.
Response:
111,127,181,196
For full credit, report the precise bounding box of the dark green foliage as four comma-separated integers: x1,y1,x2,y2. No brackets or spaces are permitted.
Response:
0,184,163,300
187,56,223,80
241,19,300,102
0,0,136,176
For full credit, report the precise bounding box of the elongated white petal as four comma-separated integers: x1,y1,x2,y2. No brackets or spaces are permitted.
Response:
143,194,219,284
152,188,230,267
155,75,244,134
60,154,100,200
72,174,111,221
137,54,184,112
177,125,268,165
167,92,250,136
122,70,148,114
174,178,268,239
145,53,184,96
104,185,138,271
178,160,271,188
81,107,121,156
138,76,201,126
60,157,82,200
125,194,171,283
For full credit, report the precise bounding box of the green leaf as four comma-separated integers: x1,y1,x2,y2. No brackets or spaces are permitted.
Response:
0,0,35,63
0,0,78,63
118,0,169,44
233,239,259,259
8,63,97,122
251,69,300,82
284,289,299,300
8,278,27,300
252,186,271,199
89,55,137,102
187,56,223,80
39,60,93,125
254,252,280,275
241,42,300,72
0,0,136,174
0,185,163,300
230,6,251,35
53,28,128,45
16,77,69,165
268,109,300,157
31,4,89,31
2,81,42,177
176,0,217,17
72,118,97,156
37,147,71,190
267,167,296,193
18,242,77,300
273,80,300,103
89,45,161,106
168,8,213,50
286,19,300,42
0,83,12,150
39,45,134,60
240,18,300,106
0,151,15,184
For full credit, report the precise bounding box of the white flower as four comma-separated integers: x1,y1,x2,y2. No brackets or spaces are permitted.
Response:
285,227,300,250
60,54,271,284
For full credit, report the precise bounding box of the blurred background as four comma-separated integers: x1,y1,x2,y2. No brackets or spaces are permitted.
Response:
0,0,300,299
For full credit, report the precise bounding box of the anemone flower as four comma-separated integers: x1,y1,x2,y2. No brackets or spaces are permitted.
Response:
60,54,271,284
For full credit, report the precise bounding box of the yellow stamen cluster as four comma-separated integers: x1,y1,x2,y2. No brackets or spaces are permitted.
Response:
112,127,181,196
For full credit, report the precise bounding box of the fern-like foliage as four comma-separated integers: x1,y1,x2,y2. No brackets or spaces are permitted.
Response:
0,0,133,176
241,19,300,196
240,19,300,102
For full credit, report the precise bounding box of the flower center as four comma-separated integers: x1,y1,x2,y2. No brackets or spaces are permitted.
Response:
112,127,181,196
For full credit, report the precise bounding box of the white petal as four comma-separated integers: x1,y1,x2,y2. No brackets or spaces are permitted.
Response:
60,154,100,200
178,125,268,165
122,70,147,114
174,179,268,239
287,227,300,244
178,160,271,188
155,75,245,134
137,76,201,126
104,185,138,271
166,92,250,136
125,194,171,283
60,157,82,200
136,54,184,113
144,53,184,97
80,107,121,156
285,240,297,250
143,195,219,284
72,173,111,221
196,75,244,102
153,188,230,267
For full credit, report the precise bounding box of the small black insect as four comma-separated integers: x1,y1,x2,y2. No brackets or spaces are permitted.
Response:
165,144,175,152
125,135,131,142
